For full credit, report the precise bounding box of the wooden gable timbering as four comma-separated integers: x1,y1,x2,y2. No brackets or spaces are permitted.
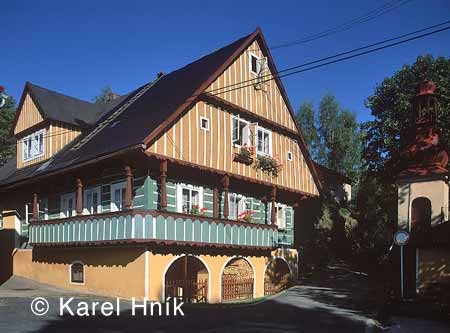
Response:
206,40,298,133
147,100,319,196
14,93,45,135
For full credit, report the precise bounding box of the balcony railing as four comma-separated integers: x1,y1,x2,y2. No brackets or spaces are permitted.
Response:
28,210,280,249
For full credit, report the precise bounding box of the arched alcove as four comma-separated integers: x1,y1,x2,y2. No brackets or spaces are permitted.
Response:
164,255,209,303
264,257,292,295
411,197,432,235
221,257,254,301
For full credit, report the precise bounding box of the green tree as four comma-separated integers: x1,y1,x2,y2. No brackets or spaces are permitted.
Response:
362,55,450,179
354,55,450,269
92,86,119,105
0,91,16,166
297,93,362,179
297,101,319,160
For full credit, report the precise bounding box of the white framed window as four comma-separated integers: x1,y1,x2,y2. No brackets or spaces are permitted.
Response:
60,192,76,218
249,52,260,76
228,193,250,220
70,261,85,284
231,116,250,146
176,183,203,214
287,151,293,161
200,116,210,131
275,203,287,229
22,128,45,162
256,126,272,155
83,186,101,215
111,181,126,212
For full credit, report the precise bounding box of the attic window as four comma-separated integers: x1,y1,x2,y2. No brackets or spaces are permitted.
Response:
249,53,260,75
200,116,209,131
22,129,45,162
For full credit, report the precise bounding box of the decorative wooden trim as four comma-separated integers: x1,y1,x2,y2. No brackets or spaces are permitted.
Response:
202,93,298,139
213,186,219,219
30,238,275,251
270,186,276,225
76,178,83,215
222,175,230,219
32,192,38,220
160,159,168,211
146,152,317,198
124,165,133,210
29,208,278,230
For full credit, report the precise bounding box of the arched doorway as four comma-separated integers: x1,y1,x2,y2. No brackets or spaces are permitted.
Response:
164,255,209,303
264,258,292,295
221,257,254,302
411,197,432,236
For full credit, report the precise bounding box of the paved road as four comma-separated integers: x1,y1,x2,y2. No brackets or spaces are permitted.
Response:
0,268,447,332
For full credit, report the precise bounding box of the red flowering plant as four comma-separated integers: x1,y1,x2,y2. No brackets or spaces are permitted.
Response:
191,204,207,216
254,154,283,177
238,210,254,223
234,143,254,165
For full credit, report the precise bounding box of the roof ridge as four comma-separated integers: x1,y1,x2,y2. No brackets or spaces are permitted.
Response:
27,81,98,106
70,77,162,151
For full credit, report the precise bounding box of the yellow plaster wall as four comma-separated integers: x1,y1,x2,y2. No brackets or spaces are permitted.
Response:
12,247,146,299
147,249,298,303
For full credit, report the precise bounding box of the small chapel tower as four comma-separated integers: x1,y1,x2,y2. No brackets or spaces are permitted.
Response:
396,80,449,295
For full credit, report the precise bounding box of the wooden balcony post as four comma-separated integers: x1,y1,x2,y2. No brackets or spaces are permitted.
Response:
124,166,133,210
32,193,38,220
222,175,230,219
76,178,83,215
270,186,277,225
160,160,168,211
213,186,219,219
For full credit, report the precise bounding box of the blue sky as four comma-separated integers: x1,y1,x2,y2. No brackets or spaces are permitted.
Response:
2,0,449,123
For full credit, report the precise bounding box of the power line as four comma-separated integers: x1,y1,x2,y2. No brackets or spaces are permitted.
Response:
208,19,450,96
270,0,414,50
209,24,450,97
6,20,450,151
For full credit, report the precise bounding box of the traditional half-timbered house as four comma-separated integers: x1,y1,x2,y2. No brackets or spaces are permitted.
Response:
0,28,322,302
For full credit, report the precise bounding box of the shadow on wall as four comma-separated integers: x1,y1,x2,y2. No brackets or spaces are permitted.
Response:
31,246,144,268
0,229,16,284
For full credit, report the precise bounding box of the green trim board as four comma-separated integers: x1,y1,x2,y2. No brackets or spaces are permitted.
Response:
29,212,279,248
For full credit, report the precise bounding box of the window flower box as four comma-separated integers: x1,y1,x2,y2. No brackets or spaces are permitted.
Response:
233,145,254,165
254,154,283,177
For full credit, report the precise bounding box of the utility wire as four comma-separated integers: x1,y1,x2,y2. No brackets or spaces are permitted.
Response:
209,24,450,97
270,0,414,50
209,19,450,95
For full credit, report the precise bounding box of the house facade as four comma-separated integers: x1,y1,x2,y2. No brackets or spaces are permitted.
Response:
0,28,321,303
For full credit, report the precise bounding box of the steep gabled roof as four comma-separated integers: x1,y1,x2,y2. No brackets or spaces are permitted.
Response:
11,82,113,135
0,28,322,194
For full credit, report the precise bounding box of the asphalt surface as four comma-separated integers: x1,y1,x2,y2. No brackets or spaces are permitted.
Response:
0,268,448,332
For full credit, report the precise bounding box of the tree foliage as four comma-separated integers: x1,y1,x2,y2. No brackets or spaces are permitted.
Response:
362,55,450,179
297,93,362,180
92,86,119,105
0,91,16,166
354,55,450,269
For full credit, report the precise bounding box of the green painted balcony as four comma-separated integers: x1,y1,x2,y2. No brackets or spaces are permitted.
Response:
28,210,283,249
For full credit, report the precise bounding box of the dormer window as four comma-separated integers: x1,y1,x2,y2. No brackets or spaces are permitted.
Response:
22,129,45,162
